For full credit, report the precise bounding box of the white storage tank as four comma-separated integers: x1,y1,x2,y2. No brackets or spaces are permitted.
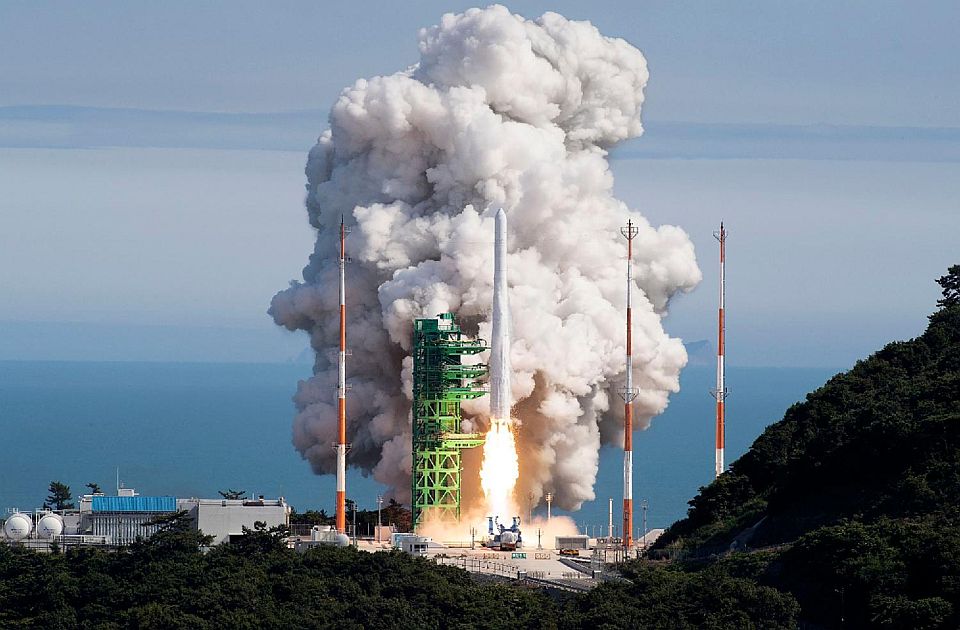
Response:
37,513,64,538
309,525,350,547
4,513,33,540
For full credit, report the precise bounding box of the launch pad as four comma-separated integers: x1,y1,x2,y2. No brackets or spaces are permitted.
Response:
411,313,488,530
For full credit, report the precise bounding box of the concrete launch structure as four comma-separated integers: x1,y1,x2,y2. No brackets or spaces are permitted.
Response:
336,218,348,533
490,208,511,421
712,222,728,478
620,219,639,549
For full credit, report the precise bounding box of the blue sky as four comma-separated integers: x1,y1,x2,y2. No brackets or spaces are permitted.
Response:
4,1,959,125
0,1,958,367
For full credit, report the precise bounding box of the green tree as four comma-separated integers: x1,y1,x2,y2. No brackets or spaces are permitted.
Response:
227,521,290,555
44,481,74,510
289,508,333,526
563,562,799,629
85,482,102,495
217,488,248,500
135,510,213,556
382,498,412,532
936,264,960,309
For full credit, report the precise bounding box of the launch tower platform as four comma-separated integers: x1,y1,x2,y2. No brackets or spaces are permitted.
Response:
411,313,487,530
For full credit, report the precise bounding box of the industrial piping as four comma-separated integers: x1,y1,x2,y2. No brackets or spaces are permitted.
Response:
620,219,639,549
712,222,727,478
336,217,348,533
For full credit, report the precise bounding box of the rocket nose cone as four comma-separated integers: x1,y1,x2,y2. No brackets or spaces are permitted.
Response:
496,207,506,220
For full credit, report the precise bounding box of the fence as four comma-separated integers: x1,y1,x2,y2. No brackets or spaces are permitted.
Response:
433,555,600,592
434,556,519,578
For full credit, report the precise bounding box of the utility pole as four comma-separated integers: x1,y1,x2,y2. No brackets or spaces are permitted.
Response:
641,499,648,550
376,495,383,543
608,498,613,543
351,500,357,546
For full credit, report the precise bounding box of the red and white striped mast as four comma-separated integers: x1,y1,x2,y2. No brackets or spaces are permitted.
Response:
712,222,727,478
335,217,348,533
620,219,639,550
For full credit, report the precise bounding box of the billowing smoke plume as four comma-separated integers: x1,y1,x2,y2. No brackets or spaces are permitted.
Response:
270,5,700,511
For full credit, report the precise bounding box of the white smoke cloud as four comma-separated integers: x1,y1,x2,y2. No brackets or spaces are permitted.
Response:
270,5,700,511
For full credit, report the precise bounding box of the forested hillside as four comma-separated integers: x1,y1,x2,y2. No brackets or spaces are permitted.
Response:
654,265,960,628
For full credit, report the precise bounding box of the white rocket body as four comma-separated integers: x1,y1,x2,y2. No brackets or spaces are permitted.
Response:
490,208,511,421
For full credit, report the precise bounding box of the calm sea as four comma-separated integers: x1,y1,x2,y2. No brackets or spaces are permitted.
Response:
0,361,836,532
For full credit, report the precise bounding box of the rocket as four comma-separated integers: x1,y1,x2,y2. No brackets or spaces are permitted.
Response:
482,207,519,524
490,208,511,421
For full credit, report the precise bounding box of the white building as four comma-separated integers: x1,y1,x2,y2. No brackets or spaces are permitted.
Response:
4,489,290,548
178,496,290,545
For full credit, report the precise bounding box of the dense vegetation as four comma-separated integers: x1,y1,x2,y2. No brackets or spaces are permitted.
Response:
655,265,960,628
0,518,554,629
0,516,795,629
566,562,798,629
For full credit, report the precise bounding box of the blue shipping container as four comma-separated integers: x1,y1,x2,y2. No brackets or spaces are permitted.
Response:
91,496,177,512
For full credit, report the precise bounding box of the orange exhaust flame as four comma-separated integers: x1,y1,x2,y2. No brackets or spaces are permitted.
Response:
479,417,519,521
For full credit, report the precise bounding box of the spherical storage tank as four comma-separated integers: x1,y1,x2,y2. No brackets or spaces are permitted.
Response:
37,513,64,538
3,513,33,540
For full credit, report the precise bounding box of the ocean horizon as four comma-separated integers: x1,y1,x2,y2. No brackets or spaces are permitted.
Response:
0,360,837,534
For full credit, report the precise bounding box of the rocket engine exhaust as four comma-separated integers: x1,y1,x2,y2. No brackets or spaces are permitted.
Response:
270,6,703,511
480,208,520,522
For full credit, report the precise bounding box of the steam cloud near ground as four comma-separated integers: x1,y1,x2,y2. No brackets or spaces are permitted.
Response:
270,5,700,511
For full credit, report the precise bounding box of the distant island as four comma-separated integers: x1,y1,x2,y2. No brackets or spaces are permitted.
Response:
682,339,714,366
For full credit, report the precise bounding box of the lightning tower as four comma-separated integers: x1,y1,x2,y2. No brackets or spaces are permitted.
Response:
711,222,728,478
619,219,639,550
335,217,348,533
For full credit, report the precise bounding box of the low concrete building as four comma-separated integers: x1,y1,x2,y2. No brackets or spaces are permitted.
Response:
178,497,290,544
21,489,292,548
80,494,177,544
555,535,590,550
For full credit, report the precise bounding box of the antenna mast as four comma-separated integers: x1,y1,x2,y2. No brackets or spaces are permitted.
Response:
336,217,349,533
619,219,639,551
711,222,727,478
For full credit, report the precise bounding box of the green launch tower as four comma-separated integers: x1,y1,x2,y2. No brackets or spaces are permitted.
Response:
411,313,488,530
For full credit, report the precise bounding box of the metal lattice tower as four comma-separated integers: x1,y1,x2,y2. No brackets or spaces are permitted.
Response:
411,313,488,530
